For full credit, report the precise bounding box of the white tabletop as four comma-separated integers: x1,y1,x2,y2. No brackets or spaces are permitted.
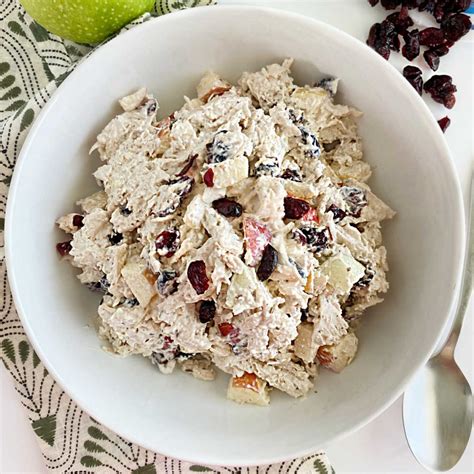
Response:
1,1,472,472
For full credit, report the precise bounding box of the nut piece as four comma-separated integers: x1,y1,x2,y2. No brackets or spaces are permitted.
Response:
317,332,358,373
227,373,270,406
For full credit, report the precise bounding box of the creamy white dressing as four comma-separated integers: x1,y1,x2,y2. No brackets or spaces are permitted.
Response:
57,60,394,403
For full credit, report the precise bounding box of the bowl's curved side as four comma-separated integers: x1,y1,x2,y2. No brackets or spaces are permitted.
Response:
5,5,466,466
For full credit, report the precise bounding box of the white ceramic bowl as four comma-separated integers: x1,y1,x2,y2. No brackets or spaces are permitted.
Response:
6,6,465,466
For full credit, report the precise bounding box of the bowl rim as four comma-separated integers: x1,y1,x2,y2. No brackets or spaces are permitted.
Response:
5,4,466,467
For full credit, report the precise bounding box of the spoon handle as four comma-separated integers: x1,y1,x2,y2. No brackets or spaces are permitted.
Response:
438,171,473,360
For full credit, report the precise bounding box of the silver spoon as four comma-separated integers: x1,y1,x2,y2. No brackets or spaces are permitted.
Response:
403,172,473,472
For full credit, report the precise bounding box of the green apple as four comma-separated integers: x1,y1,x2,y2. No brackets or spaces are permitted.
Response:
20,0,155,44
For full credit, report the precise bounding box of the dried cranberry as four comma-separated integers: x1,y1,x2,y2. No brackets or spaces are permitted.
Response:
368,0,379,6
256,244,278,281
402,29,420,60
354,266,376,288
72,214,84,228
187,260,209,295
281,168,302,182
203,168,214,187
418,0,436,14
56,241,72,257
341,187,368,217
432,45,450,57
424,75,457,108
284,196,311,220
177,154,197,177
419,27,446,47
212,198,243,218
109,231,123,245
218,322,234,337
327,204,347,223
387,7,414,33
155,228,180,258
437,116,451,132
403,65,424,95
86,276,109,294
157,270,178,296
207,131,230,164
367,22,393,60
402,0,422,8
198,300,216,324
300,227,330,253
123,298,139,307
299,126,321,157
120,206,132,216
423,49,440,71
381,0,402,8
291,228,308,245
442,14,471,43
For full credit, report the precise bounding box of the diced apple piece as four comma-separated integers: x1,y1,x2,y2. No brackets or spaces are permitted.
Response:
317,332,358,373
243,217,272,266
294,322,319,363
212,155,249,188
227,373,270,406
320,252,365,294
121,262,157,307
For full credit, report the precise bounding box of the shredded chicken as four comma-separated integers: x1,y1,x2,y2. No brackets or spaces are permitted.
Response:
57,60,395,405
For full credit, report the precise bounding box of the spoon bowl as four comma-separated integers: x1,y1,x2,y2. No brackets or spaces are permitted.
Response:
403,355,473,471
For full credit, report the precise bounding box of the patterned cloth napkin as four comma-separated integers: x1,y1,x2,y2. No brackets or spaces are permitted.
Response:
0,1,333,472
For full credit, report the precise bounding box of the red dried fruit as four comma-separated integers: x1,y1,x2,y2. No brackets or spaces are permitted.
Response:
367,21,398,59
212,198,243,217
156,228,180,257
368,0,379,5
198,300,216,324
256,244,278,281
423,49,440,70
437,116,451,132
72,214,84,228
203,168,214,187
284,196,311,219
432,45,450,57
402,29,420,60
402,0,422,8
403,65,424,95
177,154,197,177
419,27,446,47
387,7,414,33
218,322,234,337
281,168,302,182
157,270,178,296
418,0,436,14
109,231,123,245
56,241,72,257
424,75,457,108
243,217,272,266
442,14,471,43
327,204,347,223
300,227,330,253
187,260,209,295
381,0,402,9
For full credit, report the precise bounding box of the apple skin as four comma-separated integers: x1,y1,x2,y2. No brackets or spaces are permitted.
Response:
20,0,156,44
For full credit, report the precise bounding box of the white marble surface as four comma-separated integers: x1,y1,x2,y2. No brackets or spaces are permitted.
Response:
1,1,472,472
